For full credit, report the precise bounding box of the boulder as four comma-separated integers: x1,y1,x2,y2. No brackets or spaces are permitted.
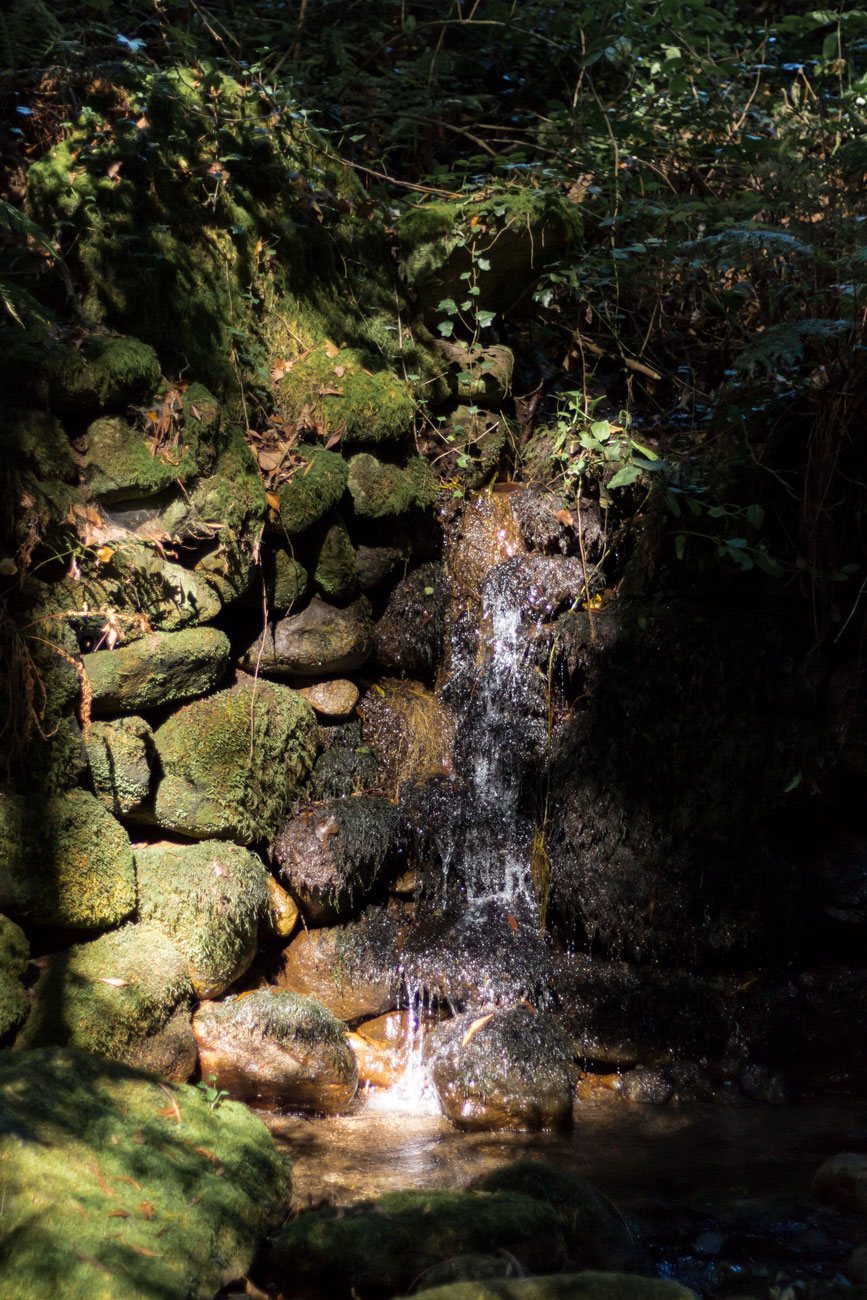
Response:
273,797,397,923
362,678,454,796
277,445,348,536
84,415,192,503
373,561,447,680
0,1046,290,1298
193,989,358,1113
0,914,29,1041
275,345,415,445
348,1010,422,1089
265,875,299,938
0,788,135,932
243,595,373,678
275,906,404,1021
813,1153,867,1215
136,841,271,998
83,627,230,716
411,1278,698,1300
355,543,409,591
17,923,195,1079
266,547,309,613
347,452,437,518
431,1007,577,1132
297,678,360,720
153,676,317,843
85,716,154,816
620,1067,675,1105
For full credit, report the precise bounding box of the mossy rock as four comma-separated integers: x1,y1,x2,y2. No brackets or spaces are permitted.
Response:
275,345,415,444
173,427,268,565
347,452,438,518
277,445,349,536
85,716,154,816
310,515,359,600
311,719,379,798
411,1277,698,1300
84,415,191,504
136,841,270,998
0,913,29,1041
0,1045,290,1298
153,676,318,843
17,923,194,1076
0,788,135,932
0,330,161,410
271,1188,564,1298
435,340,515,406
355,543,409,591
82,627,231,716
1,408,76,481
267,547,309,613
438,405,510,489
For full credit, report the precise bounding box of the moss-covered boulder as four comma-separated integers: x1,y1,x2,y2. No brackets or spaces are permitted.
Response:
412,1278,698,1300
136,841,270,998
347,452,438,518
84,415,190,503
273,797,397,924
310,718,379,798
373,561,447,681
0,788,135,932
277,445,348,536
276,905,404,1022
85,716,154,816
275,345,415,444
311,515,359,600
82,627,230,716
3,408,76,481
0,914,29,1041
153,676,317,843
193,989,358,1113
0,330,161,411
266,547,309,613
243,594,373,678
17,924,195,1079
0,1046,290,1298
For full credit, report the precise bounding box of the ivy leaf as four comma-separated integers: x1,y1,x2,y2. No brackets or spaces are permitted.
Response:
607,464,642,489
437,320,455,338
477,310,496,328
437,298,458,315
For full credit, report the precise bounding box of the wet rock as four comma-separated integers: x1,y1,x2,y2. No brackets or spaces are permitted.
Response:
363,678,455,796
0,914,29,1041
348,1010,428,1089
446,494,526,618
356,543,409,591
18,923,194,1078
434,340,515,406
136,841,270,998
275,906,404,1021
810,827,867,930
271,1186,565,1298
482,553,588,624
310,515,359,600
193,989,358,1113
153,676,317,843
297,678,360,719
621,1067,675,1105
83,627,230,716
85,715,154,816
84,414,194,503
243,595,373,678
471,1160,637,1272
668,1061,717,1103
311,719,379,798
512,489,606,560
273,797,397,924
575,1072,623,1102
739,1063,795,1105
0,787,135,932
347,452,437,518
411,1278,698,1299
277,445,348,535
813,1153,867,1214
431,1006,577,1132
400,898,549,1009
0,1046,289,1297
265,875,299,938
373,562,447,680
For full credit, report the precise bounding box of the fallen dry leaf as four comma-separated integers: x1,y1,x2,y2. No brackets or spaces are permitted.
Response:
461,1012,495,1048
554,509,574,527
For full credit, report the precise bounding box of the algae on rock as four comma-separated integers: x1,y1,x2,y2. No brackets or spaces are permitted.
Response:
85,716,154,816
347,452,438,518
277,445,348,536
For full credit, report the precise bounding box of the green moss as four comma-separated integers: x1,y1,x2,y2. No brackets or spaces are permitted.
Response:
136,841,270,998
276,345,415,444
85,716,154,816
205,988,349,1054
179,381,223,474
0,913,28,977
0,1046,290,1298
268,547,309,612
278,445,348,536
310,515,358,599
82,627,230,716
411,1277,698,1300
153,676,318,843
17,924,192,1066
1,408,75,481
347,452,437,518
0,913,29,1040
84,416,186,503
0,788,135,932
0,331,161,410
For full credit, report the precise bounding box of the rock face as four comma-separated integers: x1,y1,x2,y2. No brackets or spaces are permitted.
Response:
18,923,195,1079
0,1046,290,1299
136,841,270,998
193,989,358,1113
373,562,447,681
273,797,397,924
85,716,154,816
244,596,373,678
431,1007,577,1132
152,676,317,843
83,627,231,715
276,906,404,1022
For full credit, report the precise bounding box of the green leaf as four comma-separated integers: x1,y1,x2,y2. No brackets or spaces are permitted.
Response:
607,464,642,489
476,256,491,270
437,320,455,338
590,420,611,440
477,310,496,328
746,503,765,528
675,533,687,560
437,298,458,315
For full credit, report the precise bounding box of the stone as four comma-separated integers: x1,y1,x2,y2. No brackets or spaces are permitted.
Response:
434,340,515,406
438,405,509,489
0,1046,290,1298
348,1011,420,1089
355,543,409,591
0,788,135,932
82,627,231,716
347,452,437,518
85,715,154,815
275,906,404,1022
311,515,359,600
430,1007,577,1132
0,914,29,1041
362,678,454,796
136,841,271,998
17,923,194,1078
297,678,360,719
243,595,373,678
267,547,309,613
310,719,379,798
277,445,348,535
275,345,415,444
153,676,317,843
373,561,446,681
621,1067,675,1105
193,989,358,1113
42,333,161,410
411,1277,698,1300
273,797,397,924
445,493,526,618
265,875,299,938
84,415,190,503
813,1153,867,1214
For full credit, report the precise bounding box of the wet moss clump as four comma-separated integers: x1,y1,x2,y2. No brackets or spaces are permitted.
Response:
0,1046,290,1299
311,721,379,798
277,445,349,536
207,988,349,1056
275,345,415,444
136,841,270,998
18,923,192,1067
0,913,28,1040
347,452,437,518
274,795,397,921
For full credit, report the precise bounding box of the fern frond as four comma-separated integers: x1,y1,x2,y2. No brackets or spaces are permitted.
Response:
685,227,814,264
0,0,62,73
734,319,852,375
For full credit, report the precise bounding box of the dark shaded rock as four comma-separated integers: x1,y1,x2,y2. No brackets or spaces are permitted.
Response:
85,715,154,816
275,905,404,1022
266,546,309,613
193,989,358,1113
411,1277,697,1300
813,1153,867,1214
83,627,230,715
431,1007,577,1132
243,595,373,678
273,796,397,924
373,562,447,681
621,1067,675,1105
511,489,605,561
310,515,359,600
739,1063,794,1105
355,543,409,591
